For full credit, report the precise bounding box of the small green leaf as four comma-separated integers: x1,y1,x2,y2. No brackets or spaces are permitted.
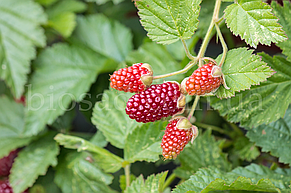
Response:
0,96,33,158
73,14,133,62
55,152,116,193
90,131,108,148
92,89,141,149
124,175,144,193
124,121,166,163
246,105,291,165
272,1,291,62
174,130,232,179
119,174,136,192
135,0,202,44
35,0,58,6
126,42,184,82
233,136,260,162
24,43,110,136
215,47,274,98
0,0,47,98
211,53,291,128
10,132,59,193
55,134,124,173
224,0,287,48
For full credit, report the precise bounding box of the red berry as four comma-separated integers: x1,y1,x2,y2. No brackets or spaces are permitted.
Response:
0,150,18,177
110,63,153,93
183,62,222,95
161,118,194,160
125,82,185,123
0,179,28,193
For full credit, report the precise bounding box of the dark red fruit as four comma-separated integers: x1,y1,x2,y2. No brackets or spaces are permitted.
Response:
125,82,185,123
110,63,153,93
0,179,28,193
0,150,18,177
183,62,222,95
161,118,194,160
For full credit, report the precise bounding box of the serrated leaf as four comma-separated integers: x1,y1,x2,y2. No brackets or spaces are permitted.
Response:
0,0,47,98
224,0,287,48
174,130,232,179
272,1,291,62
215,48,274,98
124,175,144,193
173,164,291,193
55,133,123,173
134,0,201,44
55,152,116,193
126,42,184,83
34,168,62,193
246,105,291,165
73,14,133,62
0,96,33,158
211,53,291,128
233,136,260,162
124,121,166,163
24,43,110,136
92,89,141,149
10,132,59,193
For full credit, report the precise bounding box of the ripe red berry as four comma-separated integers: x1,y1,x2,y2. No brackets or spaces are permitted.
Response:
161,117,198,160
182,62,222,95
0,150,18,177
0,179,28,193
125,82,185,123
110,63,153,93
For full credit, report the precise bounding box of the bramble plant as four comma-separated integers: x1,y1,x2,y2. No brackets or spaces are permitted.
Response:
0,0,291,192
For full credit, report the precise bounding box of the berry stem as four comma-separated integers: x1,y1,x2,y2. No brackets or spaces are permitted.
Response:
124,164,131,187
215,23,228,67
162,173,176,192
181,39,195,60
187,96,200,121
194,122,227,135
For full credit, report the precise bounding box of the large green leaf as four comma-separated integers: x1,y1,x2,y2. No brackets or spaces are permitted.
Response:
272,1,291,62
24,43,110,136
46,0,87,38
124,121,166,163
246,105,291,165
55,134,123,173
55,152,116,193
173,164,291,193
224,0,287,48
174,130,232,179
10,132,59,193
92,89,140,149
126,42,184,82
135,0,201,44
215,48,274,98
0,0,47,98
0,96,33,158
73,14,133,62
211,53,291,128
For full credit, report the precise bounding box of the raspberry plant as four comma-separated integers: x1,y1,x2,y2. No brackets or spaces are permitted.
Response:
0,0,291,192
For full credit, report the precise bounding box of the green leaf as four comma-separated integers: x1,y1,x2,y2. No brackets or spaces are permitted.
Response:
233,136,260,162
0,96,33,158
10,132,59,193
34,167,62,193
272,1,291,62
215,48,274,98
46,0,87,38
224,0,287,48
55,134,124,173
85,0,124,4
246,105,291,165
24,43,110,136
124,121,166,163
35,0,58,7
211,53,291,128
124,172,168,193
173,164,291,193
134,0,202,44
51,109,75,133
92,89,141,149
90,131,108,148
0,0,47,98
126,42,184,82
174,130,232,179
119,174,136,192
55,152,116,193
73,14,133,62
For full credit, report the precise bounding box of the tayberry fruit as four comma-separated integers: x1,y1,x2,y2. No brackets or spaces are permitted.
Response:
126,82,185,123
0,150,18,177
110,63,153,93
0,179,28,193
182,62,222,95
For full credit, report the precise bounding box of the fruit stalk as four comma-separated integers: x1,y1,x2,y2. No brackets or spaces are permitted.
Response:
187,95,200,121
125,164,131,187
215,23,228,67
181,39,195,60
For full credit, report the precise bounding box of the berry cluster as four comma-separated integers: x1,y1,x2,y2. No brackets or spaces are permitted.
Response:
110,62,223,159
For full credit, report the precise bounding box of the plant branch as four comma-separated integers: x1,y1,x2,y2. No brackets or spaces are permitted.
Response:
194,122,227,135
215,23,228,67
181,39,195,60
124,164,131,187
187,95,200,120
162,173,176,192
